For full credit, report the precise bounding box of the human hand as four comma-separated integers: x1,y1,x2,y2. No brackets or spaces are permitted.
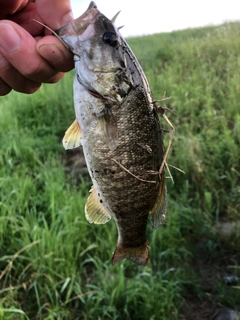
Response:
0,0,74,96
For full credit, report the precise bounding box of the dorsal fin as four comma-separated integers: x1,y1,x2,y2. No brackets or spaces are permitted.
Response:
111,10,121,23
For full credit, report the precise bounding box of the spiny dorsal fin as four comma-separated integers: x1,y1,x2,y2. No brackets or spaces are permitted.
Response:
111,10,121,23
62,119,82,150
149,172,167,229
85,186,111,224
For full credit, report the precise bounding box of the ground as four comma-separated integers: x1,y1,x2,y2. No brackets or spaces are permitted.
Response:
64,148,240,320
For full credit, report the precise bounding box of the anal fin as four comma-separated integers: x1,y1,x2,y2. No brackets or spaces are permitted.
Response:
85,186,111,224
112,242,149,266
149,172,167,229
62,119,82,150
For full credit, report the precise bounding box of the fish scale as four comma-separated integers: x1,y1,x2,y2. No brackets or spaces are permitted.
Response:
57,1,167,265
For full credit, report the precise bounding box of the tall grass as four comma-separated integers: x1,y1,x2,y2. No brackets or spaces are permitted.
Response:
0,22,240,319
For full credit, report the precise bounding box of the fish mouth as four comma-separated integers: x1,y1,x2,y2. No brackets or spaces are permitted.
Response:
55,1,99,41
55,2,120,101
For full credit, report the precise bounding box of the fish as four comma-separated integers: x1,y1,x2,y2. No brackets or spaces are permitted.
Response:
56,1,167,266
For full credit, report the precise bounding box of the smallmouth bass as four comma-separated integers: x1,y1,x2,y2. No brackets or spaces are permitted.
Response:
57,1,167,266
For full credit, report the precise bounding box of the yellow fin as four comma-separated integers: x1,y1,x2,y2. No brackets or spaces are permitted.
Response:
99,111,118,151
149,173,167,229
112,242,149,266
85,186,111,224
62,119,82,150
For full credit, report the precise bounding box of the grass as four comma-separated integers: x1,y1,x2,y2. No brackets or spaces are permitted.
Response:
0,21,240,319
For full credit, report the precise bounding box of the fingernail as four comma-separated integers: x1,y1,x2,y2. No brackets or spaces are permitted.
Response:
37,43,65,63
0,23,22,53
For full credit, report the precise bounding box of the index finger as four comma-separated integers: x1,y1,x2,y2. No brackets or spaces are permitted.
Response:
34,0,73,29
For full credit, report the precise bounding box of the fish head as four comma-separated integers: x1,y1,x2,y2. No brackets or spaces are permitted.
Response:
56,2,131,102
55,2,124,71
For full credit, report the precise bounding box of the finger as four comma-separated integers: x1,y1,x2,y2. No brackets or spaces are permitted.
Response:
35,0,73,29
0,77,12,96
9,2,45,37
0,49,65,94
0,51,41,94
36,35,74,72
0,0,28,19
0,21,64,83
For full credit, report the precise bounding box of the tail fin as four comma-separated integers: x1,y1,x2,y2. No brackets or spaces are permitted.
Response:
112,242,149,266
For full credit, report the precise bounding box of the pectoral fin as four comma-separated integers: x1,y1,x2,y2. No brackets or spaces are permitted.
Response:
149,173,167,229
85,186,111,224
99,112,118,151
62,119,82,150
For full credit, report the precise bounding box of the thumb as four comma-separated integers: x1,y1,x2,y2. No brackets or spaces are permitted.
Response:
36,35,74,72
34,0,73,30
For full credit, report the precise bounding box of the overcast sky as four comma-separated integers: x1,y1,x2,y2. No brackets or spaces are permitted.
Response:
70,0,240,37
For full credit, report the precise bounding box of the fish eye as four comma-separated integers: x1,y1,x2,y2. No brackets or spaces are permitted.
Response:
103,32,118,47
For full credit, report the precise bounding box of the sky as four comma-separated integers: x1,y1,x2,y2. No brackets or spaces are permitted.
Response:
70,0,240,38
